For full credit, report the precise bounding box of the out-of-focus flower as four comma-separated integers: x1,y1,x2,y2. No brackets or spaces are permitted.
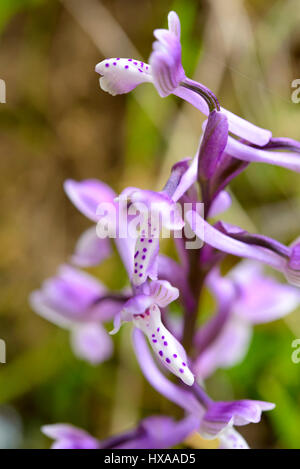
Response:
42,424,100,449
64,178,136,279
42,414,199,450
101,415,199,449
71,226,111,268
199,398,274,448
30,265,125,364
194,262,300,378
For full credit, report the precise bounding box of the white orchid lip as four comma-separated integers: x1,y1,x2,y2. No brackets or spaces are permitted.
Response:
133,304,194,386
95,58,152,96
110,280,194,386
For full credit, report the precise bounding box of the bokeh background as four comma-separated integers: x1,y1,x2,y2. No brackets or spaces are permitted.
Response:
0,0,300,449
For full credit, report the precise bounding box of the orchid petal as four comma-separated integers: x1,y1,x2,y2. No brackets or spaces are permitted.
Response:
199,399,275,446
128,188,184,230
110,311,122,335
30,290,74,329
115,236,136,280
218,427,249,449
116,415,199,449
90,296,125,323
71,226,111,267
149,280,179,307
133,304,194,385
226,136,300,173
70,323,113,364
194,316,252,379
174,86,272,145
133,233,159,286
64,179,116,222
202,400,275,435
186,210,286,272
264,137,300,153
126,187,184,286
198,111,229,181
230,261,300,323
109,294,153,335
150,29,185,97
95,58,152,96
132,329,201,412
286,241,300,287
222,109,272,146
168,11,181,38
30,265,105,324
208,191,232,217
171,154,198,202
42,424,99,450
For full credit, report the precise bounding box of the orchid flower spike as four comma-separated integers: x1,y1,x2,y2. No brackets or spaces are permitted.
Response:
112,279,194,386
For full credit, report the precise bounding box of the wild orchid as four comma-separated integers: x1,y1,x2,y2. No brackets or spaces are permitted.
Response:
96,11,300,173
33,10,300,450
